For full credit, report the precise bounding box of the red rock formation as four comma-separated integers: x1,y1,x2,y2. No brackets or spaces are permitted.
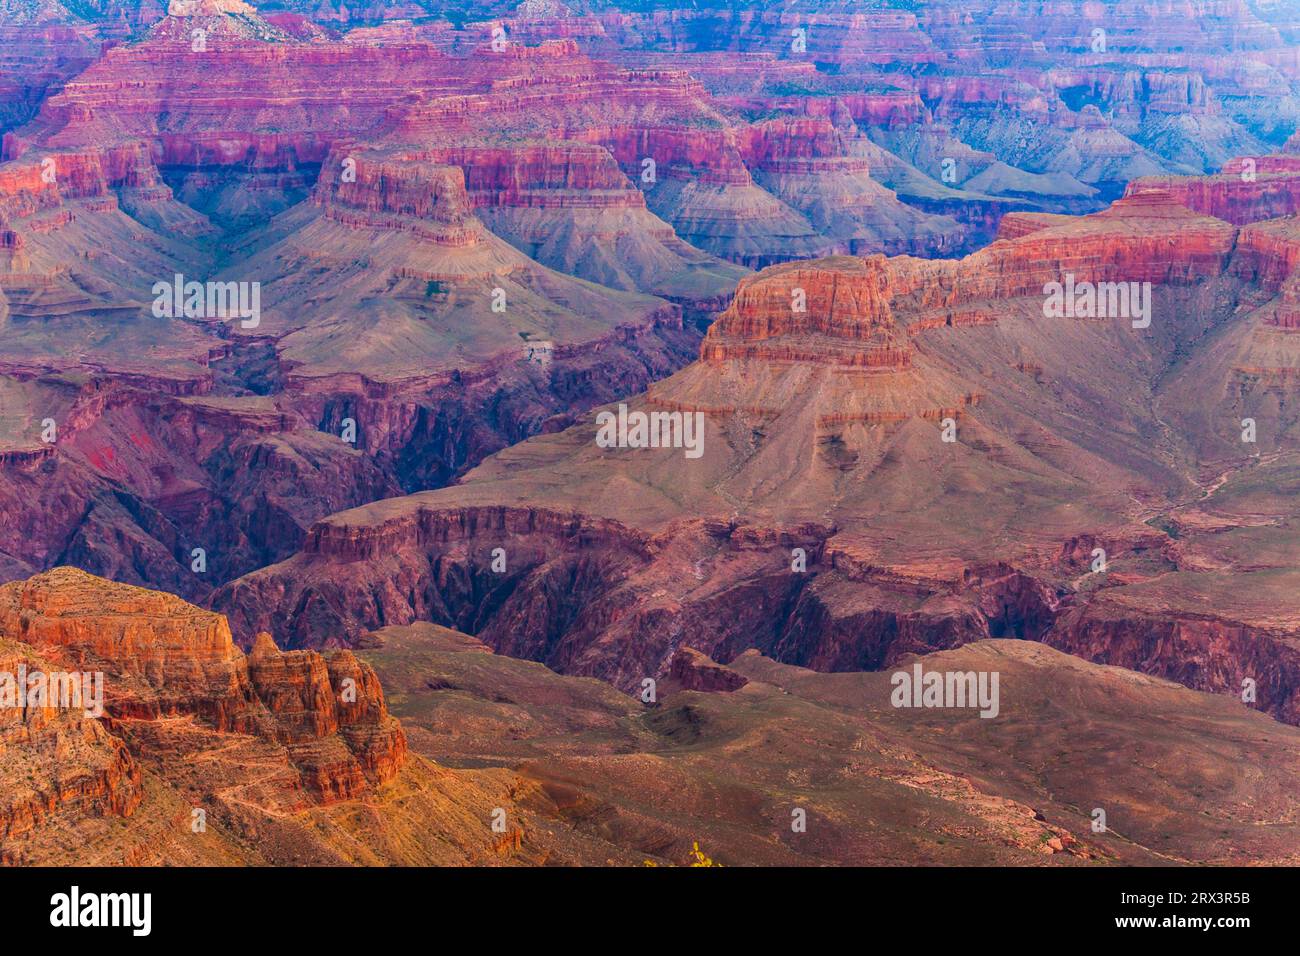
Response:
312,149,480,245
1048,598,1300,725
0,568,406,801
701,191,1235,368
700,258,914,368
422,143,644,209
668,646,749,692
1127,158,1300,226
0,567,571,866
1232,217,1300,289
0,142,165,228
0,646,142,857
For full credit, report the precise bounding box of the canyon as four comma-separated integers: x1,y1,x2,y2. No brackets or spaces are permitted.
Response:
1,0,1300,867
1,0,1295,599
4,569,1300,865
217,178,1300,726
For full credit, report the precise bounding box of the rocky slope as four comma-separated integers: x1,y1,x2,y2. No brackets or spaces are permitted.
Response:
7,567,1300,865
0,568,430,863
0,566,644,865
359,624,1300,865
213,180,1300,726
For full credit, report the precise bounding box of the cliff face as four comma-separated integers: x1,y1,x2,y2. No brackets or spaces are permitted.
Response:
1127,158,1300,225
425,143,647,209
0,24,104,136
312,150,481,244
213,501,1064,695
699,189,1235,368
0,642,142,858
667,645,749,692
0,374,404,600
0,567,572,866
0,142,177,250
700,258,915,368
0,567,406,800
0,298,698,601
0,566,257,729
1048,602,1300,725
